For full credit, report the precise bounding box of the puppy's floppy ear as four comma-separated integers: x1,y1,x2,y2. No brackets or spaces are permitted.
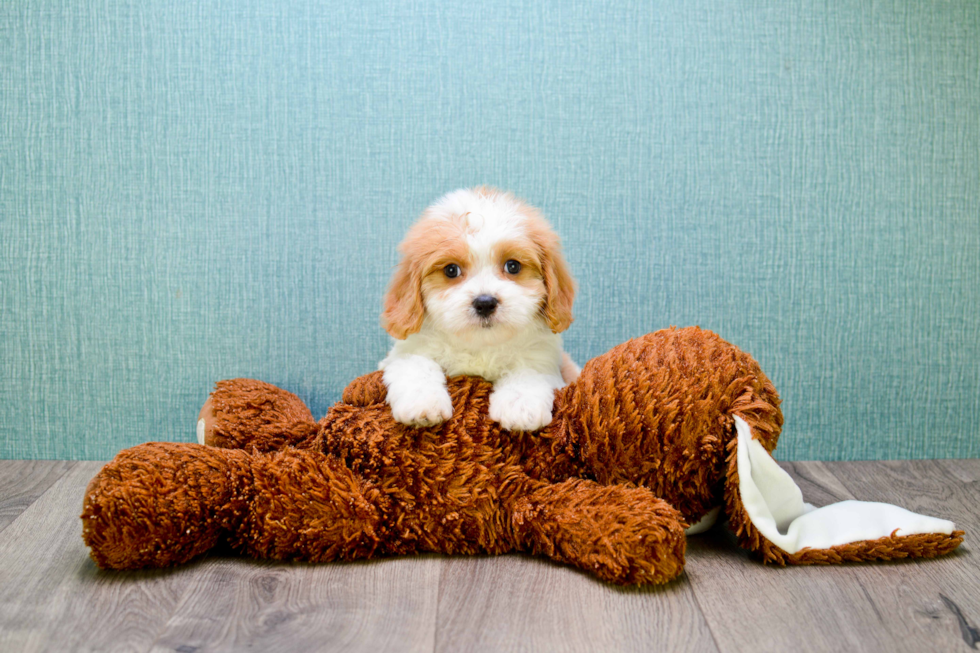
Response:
524,207,576,333
381,257,425,339
541,244,576,333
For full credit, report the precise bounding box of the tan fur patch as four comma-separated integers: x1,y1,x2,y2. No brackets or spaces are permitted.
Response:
518,204,576,333
381,217,472,338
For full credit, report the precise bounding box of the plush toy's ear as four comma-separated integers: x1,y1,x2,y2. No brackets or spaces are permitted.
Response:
724,415,963,563
380,257,425,340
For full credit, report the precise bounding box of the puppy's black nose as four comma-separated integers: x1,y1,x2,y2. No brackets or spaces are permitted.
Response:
472,295,499,318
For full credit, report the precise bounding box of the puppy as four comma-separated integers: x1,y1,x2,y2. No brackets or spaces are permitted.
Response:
380,187,579,432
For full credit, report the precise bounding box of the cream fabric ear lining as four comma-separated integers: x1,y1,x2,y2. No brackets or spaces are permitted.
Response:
685,506,721,535
734,416,956,554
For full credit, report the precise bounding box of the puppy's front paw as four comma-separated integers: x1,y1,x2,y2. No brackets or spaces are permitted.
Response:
389,388,454,428
489,387,553,432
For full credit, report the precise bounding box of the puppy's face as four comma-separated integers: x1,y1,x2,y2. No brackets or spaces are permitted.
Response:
382,187,575,345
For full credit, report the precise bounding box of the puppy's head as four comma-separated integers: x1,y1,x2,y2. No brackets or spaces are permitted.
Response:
382,187,575,343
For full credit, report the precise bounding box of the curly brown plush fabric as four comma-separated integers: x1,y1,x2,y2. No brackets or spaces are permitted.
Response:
81,327,963,584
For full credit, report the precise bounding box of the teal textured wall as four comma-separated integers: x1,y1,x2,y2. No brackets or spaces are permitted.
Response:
2,0,978,460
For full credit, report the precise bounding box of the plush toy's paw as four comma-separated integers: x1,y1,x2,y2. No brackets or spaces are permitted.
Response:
198,379,318,452
388,387,454,427
82,443,253,569
489,385,553,432
513,479,687,585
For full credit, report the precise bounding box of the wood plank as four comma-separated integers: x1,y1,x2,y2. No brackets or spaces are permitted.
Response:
0,460,75,534
150,555,441,653
434,554,718,653
685,461,942,653
937,458,980,484
827,460,980,651
0,461,201,653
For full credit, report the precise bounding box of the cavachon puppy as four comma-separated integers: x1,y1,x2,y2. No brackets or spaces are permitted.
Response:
380,187,579,432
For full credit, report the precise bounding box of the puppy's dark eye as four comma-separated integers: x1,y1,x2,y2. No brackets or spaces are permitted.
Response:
444,264,460,279
504,259,522,275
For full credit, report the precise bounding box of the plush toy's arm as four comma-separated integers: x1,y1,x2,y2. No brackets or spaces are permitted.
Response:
82,442,390,569
198,374,394,454
198,379,320,452
340,371,388,406
511,478,687,585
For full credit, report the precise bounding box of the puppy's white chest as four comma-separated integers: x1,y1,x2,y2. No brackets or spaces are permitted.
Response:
438,347,511,381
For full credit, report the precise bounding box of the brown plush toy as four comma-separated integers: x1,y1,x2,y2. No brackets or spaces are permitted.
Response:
81,327,963,585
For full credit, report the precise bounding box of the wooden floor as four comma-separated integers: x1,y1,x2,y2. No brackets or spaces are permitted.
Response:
0,459,977,653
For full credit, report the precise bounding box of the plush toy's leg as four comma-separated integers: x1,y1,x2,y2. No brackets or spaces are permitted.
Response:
82,443,254,569
198,378,319,452
724,415,964,564
82,443,392,569
511,479,687,585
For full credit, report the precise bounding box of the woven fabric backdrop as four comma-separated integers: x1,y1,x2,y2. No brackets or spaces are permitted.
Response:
2,0,978,460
